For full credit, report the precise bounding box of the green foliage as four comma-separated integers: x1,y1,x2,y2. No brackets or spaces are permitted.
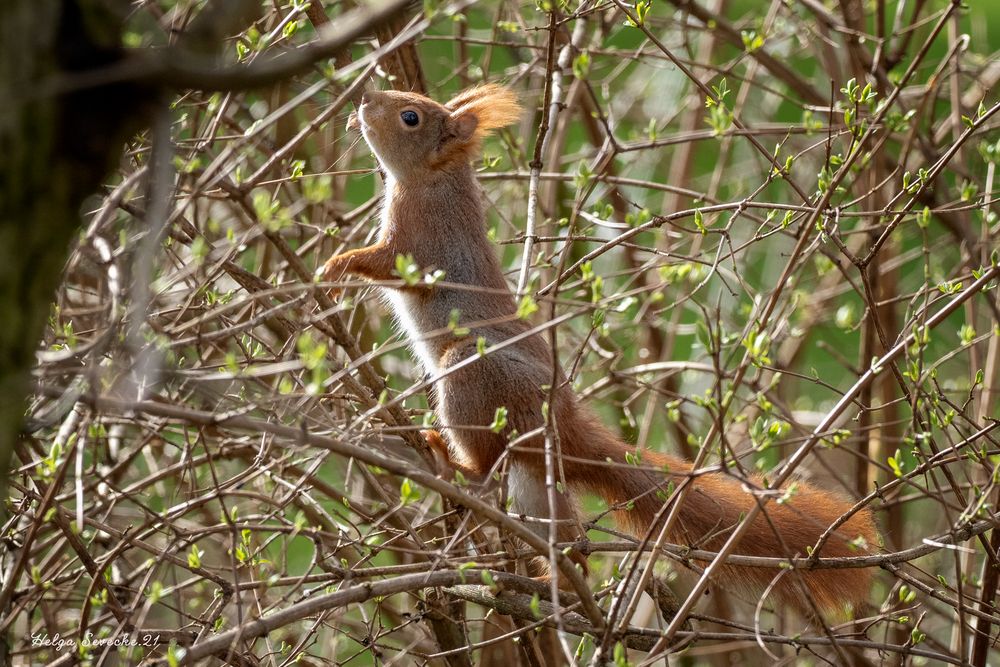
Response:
489,406,508,433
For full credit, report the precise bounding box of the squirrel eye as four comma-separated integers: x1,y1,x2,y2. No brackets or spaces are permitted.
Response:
400,110,419,127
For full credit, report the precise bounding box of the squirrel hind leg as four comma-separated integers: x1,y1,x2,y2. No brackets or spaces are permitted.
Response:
507,462,590,583
433,342,591,580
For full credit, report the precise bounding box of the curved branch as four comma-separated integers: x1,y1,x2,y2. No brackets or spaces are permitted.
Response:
56,0,414,94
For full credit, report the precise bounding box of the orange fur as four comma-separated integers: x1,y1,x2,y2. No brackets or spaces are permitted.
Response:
559,411,879,611
323,85,879,614
445,84,522,144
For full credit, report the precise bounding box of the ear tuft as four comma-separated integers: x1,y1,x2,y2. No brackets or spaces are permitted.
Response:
445,84,522,145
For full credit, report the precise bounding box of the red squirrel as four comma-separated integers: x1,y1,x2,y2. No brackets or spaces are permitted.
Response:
322,84,878,612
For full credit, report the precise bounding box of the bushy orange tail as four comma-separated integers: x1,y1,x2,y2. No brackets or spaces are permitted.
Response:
563,415,878,612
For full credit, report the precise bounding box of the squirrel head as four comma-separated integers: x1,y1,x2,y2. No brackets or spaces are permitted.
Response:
348,84,521,181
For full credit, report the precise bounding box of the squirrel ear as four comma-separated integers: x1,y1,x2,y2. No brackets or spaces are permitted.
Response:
447,111,479,142
444,84,521,145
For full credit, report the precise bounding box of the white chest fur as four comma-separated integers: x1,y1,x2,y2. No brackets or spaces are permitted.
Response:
382,289,438,374
377,175,442,375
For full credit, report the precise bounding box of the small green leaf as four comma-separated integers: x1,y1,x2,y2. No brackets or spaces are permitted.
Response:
959,323,976,346
517,295,539,319
693,209,706,234
400,478,420,505
394,254,422,286
740,29,764,52
572,51,591,79
187,545,202,569
917,206,930,228
490,407,508,433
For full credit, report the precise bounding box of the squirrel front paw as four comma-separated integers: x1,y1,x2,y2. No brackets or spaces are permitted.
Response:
320,255,347,298
422,429,454,478
422,430,489,484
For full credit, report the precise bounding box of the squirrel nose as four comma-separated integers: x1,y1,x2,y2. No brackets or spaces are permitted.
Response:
360,90,370,105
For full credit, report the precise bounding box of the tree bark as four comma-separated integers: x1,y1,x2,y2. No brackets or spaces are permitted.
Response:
0,0,155,487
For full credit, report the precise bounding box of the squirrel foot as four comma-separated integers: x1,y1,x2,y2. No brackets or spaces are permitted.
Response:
529,550,590,592
532,572,578,593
